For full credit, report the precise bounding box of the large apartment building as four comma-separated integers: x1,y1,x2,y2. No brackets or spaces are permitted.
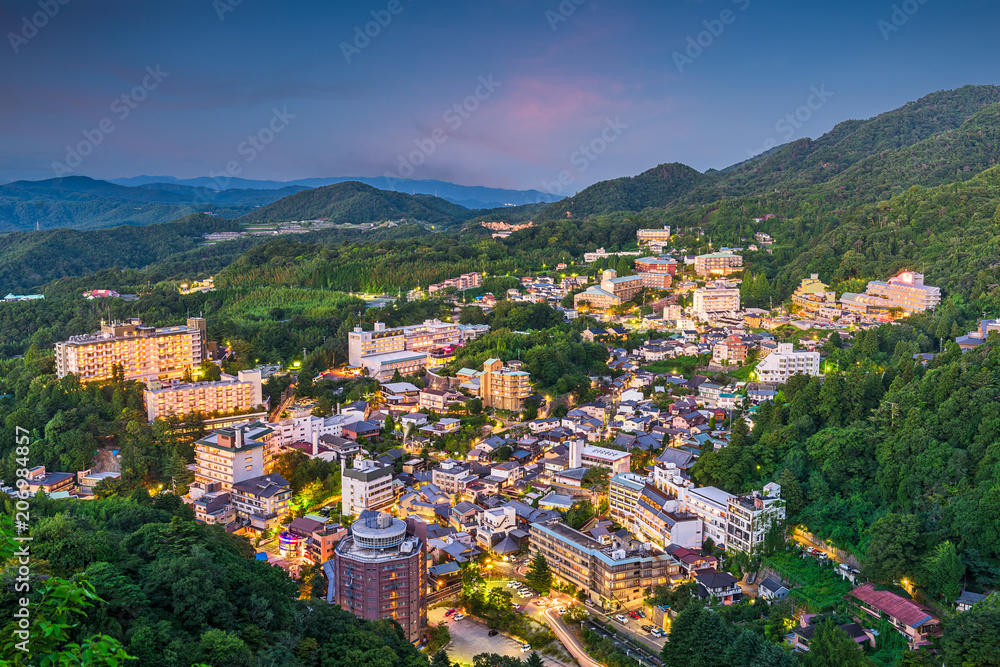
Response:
609,472,646,527
863,271,941,313
325,512,427,642
574,270,644,311
756,343,820,384
55,317,206,383
347,319,467,379
192,421,275,491
143,370,264,422
636,226,672,245
692,282,741,322
529,520,682,608
726,483,785,554
694,252,743,277
653,464,733,549
341,456,394,517
479,358,532,412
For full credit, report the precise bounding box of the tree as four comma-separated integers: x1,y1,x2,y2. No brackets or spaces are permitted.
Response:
777,468,804,518
924,540,965,603
525,552,553,596
941,593,1000,666
661,604,732,667
431,648,454,667
467,397,483,415
864,513,920,583
494,445,513,462
525,652,545,667
803,621,876,667
723,628,795,667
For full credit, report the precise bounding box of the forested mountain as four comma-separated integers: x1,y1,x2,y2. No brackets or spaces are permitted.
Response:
238,181,477,226
0,177,288,231
113,174,564,209
529,84,1000,220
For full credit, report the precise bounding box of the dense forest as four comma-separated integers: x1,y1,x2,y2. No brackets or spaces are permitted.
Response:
0,494,430,667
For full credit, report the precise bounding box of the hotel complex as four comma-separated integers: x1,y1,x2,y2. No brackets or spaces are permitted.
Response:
55,317,207,383
692,282,741,322
479,358,532,412
636,226,672,244
191,421,276,491
756,343,821,384
143,369,265,422
694,252,743,277
574,269,644,311
347,319,489,379
841,272,941,315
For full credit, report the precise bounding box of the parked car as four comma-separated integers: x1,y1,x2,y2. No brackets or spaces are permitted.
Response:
637,609,646,618
584,599,595,607
520,644,532,653
628,610,641,619
651,628,664,637
512,603,520,610
641,624,654,633
488,630,499,637
445,609,457,617
454,614,465,621
615,614,629,624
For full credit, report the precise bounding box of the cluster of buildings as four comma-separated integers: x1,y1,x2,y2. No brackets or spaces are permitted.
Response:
793,272,941,320
348,319,490,379
427,272,483,294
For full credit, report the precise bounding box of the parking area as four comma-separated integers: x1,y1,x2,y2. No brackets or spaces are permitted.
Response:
591,603,667,654
428,607,560,666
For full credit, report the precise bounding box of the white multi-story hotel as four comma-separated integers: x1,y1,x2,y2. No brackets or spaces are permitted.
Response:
144,370,264,422
609,472,648,528
191,421,275,492
756,343,820,384
692,282,741,322
653,464,733,549
341,456,394,517
636,226,672,245
55,317,206,383
347,319,473,379
726,483,785,554
864,271,941,313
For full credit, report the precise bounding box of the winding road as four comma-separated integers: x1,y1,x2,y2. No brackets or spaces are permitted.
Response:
542,609,603,667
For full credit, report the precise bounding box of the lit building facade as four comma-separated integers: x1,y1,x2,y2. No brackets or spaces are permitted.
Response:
636,226,672,245
55,317,206,383
341,456,395,517
479,358,532,412
692,283,741,322
756,343,820,384
326,512,427,642
192,421,275,491
694,253,743,277
726,483,785,554
143,370,264,422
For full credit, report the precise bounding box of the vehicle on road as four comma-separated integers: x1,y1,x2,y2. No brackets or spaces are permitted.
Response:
557,606,567,614
584,600,595,607
520,644,532,653
488,630,499,637
512,603,520,610
615,614,629,624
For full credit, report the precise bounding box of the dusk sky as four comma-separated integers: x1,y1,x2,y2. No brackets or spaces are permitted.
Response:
2,0,997,193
